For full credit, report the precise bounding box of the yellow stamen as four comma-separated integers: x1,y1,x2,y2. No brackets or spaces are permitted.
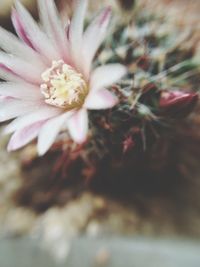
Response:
40,60,88,109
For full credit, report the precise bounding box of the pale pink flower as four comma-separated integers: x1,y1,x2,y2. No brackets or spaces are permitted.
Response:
0,0,126,155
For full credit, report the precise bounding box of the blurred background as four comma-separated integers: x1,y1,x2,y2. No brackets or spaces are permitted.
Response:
0,0,200,266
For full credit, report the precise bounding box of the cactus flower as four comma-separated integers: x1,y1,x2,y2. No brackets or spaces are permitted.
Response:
0,0,126,155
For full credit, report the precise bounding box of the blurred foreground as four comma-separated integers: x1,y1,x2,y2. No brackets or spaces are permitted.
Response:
1,237,200,267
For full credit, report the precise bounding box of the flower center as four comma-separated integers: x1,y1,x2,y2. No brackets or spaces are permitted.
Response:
40,60,88,109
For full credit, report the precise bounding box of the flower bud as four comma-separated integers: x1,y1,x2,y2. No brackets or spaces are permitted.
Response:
159,90,198,117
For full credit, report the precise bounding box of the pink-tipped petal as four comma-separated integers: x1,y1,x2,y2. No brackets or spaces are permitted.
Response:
0,26,45,67
7,121,44,151
11,8,35,50
37,112,73,156
38,0,69,61
90,64,127,91
0,99,42,122
84,89,118,110
0,51,43,84
15,0,60,62
4,106,61,134
0,82,42,101
67,108,88,144
82,7,112,77
69,0,88,69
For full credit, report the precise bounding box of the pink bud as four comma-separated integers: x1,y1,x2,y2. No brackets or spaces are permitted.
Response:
159,90,198,117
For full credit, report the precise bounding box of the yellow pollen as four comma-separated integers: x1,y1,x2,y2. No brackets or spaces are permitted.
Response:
40,60,88,109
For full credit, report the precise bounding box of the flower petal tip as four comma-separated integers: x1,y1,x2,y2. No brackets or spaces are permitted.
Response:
98,6,112,27
67,109,88,144
14,0,23,10
7,139,17,152
37,146,47,157
85,89,118,110
37,139,49,156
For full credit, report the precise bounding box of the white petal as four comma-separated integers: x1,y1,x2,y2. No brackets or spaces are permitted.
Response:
69,0,88,48
0,51,43,84
4,105,61,134
0,26,45,68
7,121,44,151
82,7,111,77
37,112,72,156
0,99,42,122
0,82,42,100
15,1,60,62
67,108,88,144
38,0,69,61
84,89,118,110
90,64,127,91
69,0,88,68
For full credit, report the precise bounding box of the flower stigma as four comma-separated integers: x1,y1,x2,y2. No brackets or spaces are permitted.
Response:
40,60,88,109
